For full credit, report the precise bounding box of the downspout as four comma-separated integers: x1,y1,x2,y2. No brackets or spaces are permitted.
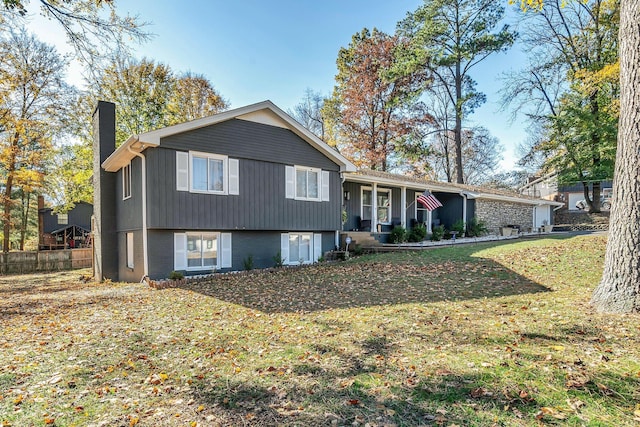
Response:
127,144,148,279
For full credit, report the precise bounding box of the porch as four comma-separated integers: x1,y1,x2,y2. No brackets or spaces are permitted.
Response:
342,179,472,235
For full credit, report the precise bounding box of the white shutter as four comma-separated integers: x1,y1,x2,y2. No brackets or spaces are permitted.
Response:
176,152,189,191
321,171,330,201
174,233,187,270
220,233,232,268
285,166,295,199
280,233,290,265
228,158,239,195
313,233,322,262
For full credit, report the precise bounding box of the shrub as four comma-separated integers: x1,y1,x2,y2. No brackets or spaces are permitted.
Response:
389,225,407,243
168,270,184,280
451,219,465,236
430,225,445,241
466,217,488,237
273,251,285,268
407,224,427,242
243,255,254,271
353,244,364,256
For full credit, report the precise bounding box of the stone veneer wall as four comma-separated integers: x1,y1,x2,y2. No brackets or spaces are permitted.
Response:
475,200,534,234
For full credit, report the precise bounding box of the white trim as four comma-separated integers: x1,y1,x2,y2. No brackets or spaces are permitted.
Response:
220,233,232,268
280,233,290,264
189,151,228,195
174,233,187,271
176,151,189,192
321,170,330,202
313,233,322,262
283,232,314,265
184,231,220,271
400,186,406,228
122,162,132,200
126,232,134,269
415,190,428,227
228,158,239,195
294,165,322,202
285,166,295,199
361,186,392,226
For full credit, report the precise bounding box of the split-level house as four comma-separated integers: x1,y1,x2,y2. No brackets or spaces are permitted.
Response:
92,100,563,282
93,100,355,282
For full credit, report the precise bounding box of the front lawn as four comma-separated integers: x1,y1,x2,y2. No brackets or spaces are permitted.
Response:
1,234,639,426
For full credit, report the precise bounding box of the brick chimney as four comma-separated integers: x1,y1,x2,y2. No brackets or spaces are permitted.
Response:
92,101,119,281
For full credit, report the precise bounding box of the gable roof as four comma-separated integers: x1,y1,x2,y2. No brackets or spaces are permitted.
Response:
102,100,357,172
346,170,564,207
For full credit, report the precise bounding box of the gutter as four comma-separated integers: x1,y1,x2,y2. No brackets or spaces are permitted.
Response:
127,142,149,279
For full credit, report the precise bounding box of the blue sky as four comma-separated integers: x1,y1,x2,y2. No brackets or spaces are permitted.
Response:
27,0,528,171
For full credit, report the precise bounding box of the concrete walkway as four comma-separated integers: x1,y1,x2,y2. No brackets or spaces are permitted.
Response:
365,231,560,252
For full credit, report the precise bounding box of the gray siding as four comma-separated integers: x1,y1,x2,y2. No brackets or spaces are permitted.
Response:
161,119,340,171
433,192,464,229
118,230,145,283
146,148,341,230
116,156,143,232
342,181,421,231
466,199,476,223
41,202,93,233
146,230,336,280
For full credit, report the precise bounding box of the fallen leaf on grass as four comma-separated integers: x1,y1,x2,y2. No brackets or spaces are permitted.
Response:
536,407,567,420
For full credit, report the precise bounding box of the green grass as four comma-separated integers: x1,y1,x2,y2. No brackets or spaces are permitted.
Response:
1,234,639,426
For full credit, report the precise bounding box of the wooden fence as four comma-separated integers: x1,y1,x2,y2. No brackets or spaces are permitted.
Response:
0,248,92,275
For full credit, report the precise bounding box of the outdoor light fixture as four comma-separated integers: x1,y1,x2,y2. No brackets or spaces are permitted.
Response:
344,191,350,200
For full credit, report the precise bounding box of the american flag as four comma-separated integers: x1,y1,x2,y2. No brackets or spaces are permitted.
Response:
417,190,442,211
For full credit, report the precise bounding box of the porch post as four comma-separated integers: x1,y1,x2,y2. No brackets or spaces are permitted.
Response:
462,193,467,228
427,209,432,233
401,186,407,228
372,182,378,232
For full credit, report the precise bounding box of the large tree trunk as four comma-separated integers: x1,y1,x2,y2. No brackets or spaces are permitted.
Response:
591,0,640,313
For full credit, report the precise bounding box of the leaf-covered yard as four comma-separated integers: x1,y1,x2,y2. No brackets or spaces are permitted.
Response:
1,234,639,426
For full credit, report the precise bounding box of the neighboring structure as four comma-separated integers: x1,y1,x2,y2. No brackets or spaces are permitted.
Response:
93,100,563,282
519,172,559,201
38,196,92,250
519,173,613,211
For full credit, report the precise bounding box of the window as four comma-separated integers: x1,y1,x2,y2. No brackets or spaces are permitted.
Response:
416,191,428,225
191,153,226,194
177,152,238,195
361,188,391,224
281,232,322,265
57,213,68,225
289,233,312,264
285,166,329,201
174,232,232,271
186,232,218,269
126,232,134,269
295,167,320,200
123,163,132,200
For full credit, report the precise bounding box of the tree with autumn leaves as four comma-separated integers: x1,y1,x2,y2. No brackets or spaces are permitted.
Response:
0,30,76,252
326,28,434,171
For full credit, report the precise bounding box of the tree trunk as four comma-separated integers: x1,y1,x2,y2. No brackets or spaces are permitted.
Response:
454,62,464,184
590,181,602,213
2,132,19,253
591,0,640,313
19,192,31,251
